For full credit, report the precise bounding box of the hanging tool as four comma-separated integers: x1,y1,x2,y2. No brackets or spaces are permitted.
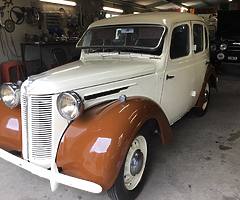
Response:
10,6,24,25
4,19,15,32
25,7,40,25
2,0,13,8
0,6,6,57
10,6,40,25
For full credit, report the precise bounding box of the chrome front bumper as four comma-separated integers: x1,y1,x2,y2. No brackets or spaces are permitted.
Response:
0,149,102,194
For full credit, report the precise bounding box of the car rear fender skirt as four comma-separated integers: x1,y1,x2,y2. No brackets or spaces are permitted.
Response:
195,64,217,108
0,102,22,151
56,96,172,190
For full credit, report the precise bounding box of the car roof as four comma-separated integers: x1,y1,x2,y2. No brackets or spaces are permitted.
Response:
89,12,204,28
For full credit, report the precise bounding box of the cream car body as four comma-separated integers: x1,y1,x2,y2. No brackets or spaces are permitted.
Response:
0,12,212,196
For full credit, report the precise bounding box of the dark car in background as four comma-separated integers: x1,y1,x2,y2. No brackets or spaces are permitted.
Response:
211,10,240,66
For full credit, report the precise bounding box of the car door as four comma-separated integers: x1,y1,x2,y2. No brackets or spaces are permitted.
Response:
192,22,209,96
160,22,196,124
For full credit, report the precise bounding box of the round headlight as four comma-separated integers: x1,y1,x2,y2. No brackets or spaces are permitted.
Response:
57,91,84,121
220,43,227,51
217,53,225,60
0,83,20,108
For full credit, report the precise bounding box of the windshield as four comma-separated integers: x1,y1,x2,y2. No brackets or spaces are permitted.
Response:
77,25,166,55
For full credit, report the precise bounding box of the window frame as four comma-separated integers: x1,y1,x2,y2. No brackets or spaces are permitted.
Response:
77,24,167,51
192,22,205,54
169,22,191,61
204,26,209,50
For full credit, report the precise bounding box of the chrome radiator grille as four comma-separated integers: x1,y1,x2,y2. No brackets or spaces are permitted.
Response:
30,95,52,159
22,94,53,161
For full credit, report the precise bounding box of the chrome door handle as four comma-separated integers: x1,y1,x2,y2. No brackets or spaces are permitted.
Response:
166,74,175,80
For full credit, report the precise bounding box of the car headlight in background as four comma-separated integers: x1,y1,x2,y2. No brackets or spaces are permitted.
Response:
0,83,21,108
220,43,227,51
217,53,225,60
57,91,84,121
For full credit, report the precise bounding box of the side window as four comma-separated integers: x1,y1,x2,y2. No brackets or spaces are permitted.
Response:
204,27,208,49
170,24,190,59
193,24,204,53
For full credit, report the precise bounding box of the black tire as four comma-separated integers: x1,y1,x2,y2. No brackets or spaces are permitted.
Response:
195,82,210,117
107,125,152,200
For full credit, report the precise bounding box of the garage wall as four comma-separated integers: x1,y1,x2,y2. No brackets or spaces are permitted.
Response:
0,0,102,65
0,0,79,63
0,0,40,64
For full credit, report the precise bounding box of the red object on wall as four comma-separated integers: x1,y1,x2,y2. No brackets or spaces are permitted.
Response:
0,61,23,83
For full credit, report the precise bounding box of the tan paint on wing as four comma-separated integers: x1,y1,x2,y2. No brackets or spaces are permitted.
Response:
0,102,22,151
56,97,172,190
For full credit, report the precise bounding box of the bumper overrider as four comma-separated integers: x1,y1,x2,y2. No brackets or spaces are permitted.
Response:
0,148,102,193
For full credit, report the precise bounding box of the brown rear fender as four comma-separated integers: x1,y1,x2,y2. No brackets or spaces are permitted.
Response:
56,96,172,190
195,64,217,108
0,102,22,151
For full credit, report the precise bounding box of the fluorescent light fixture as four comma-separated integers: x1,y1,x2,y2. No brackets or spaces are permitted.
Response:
229,0,232,1
103,6,123,13
106,13,119,18
182,0,204,7
134,12,140,14
155,3,180,10
40,0,77,6
180,6,188,12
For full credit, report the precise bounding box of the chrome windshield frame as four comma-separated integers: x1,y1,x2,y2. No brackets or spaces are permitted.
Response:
76,24,167,52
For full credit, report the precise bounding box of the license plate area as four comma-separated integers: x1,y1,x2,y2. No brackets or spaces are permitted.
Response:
228,56,238,61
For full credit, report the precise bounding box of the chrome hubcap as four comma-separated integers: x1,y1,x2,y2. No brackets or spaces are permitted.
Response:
130,149,144,176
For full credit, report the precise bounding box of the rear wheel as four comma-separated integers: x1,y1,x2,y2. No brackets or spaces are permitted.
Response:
196,82,210,116
108,129,150,200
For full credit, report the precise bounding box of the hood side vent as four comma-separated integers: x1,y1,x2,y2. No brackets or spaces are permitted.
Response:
84,86,129,101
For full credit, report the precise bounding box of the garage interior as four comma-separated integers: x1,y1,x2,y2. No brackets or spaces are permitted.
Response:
0,0,240,200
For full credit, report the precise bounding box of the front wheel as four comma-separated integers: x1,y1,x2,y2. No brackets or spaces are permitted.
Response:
108,132,149,200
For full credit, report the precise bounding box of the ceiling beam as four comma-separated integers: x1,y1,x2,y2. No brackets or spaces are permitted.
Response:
103,0,147,11
201,0,214,7
103,0,199,12
165,0,191,8
146,1,169,9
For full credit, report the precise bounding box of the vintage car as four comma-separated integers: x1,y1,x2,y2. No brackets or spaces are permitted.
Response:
0,12,217,200
211,10,240,65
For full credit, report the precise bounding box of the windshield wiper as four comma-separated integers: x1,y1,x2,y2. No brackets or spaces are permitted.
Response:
84,46,140,54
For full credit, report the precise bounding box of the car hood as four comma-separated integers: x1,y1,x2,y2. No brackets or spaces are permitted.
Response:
22,58,157,95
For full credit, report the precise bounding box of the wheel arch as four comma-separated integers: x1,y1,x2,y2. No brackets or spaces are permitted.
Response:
195,64,217,108
56,96,172,190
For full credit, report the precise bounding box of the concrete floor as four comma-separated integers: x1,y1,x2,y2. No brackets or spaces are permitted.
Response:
1,74,240,200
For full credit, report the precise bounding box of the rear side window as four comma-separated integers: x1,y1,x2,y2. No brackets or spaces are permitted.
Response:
170,24,190,59
205,27,208,49
193,24,204,53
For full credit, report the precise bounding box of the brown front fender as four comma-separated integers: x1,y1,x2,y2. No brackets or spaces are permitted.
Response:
56,97,172,190
0,102,22,151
